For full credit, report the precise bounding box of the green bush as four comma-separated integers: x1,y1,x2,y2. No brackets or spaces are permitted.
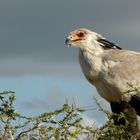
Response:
0,91,139,140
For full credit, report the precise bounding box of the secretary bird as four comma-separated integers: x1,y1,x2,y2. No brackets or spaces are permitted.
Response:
65,28,140,125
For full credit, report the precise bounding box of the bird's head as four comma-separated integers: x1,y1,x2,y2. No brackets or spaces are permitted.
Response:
65,28,101,49
65,28,121,51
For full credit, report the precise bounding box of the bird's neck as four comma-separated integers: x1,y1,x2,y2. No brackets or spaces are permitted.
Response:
79,42,104,56
78,47,103,84
76,33,105,55
78,47,103,67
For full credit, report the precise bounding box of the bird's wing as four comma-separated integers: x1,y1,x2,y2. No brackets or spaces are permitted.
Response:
130,94,140,115
101,49,140,94
102,49,140,78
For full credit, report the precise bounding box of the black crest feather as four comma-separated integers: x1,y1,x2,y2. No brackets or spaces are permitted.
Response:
97,38,122,50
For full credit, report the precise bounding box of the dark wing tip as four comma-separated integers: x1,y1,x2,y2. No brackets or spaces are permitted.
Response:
130,95,140,116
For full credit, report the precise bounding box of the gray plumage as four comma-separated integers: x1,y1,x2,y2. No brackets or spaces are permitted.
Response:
66,28,140,115
79,49,140,102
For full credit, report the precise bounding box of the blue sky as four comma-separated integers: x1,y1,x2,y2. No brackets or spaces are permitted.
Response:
0,0,140,125
0,74,109,125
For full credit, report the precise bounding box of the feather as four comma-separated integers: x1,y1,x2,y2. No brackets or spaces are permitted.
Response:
99,50,140,103
110,102,125,125
66,28,140,116
130,95,140,116
97,38,122,50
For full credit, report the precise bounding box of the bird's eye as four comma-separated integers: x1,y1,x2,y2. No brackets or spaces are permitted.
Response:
77,32,85,37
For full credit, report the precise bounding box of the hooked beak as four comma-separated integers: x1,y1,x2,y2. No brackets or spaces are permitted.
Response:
65,38,70,47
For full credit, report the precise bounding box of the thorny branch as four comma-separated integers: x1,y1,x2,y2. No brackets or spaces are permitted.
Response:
0,91,139,140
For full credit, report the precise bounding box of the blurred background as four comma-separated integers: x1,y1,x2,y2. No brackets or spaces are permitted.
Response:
0,0,140,126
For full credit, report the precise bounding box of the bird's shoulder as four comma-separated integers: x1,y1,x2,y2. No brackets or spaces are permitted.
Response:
100,49,140,78
101,49,140,65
